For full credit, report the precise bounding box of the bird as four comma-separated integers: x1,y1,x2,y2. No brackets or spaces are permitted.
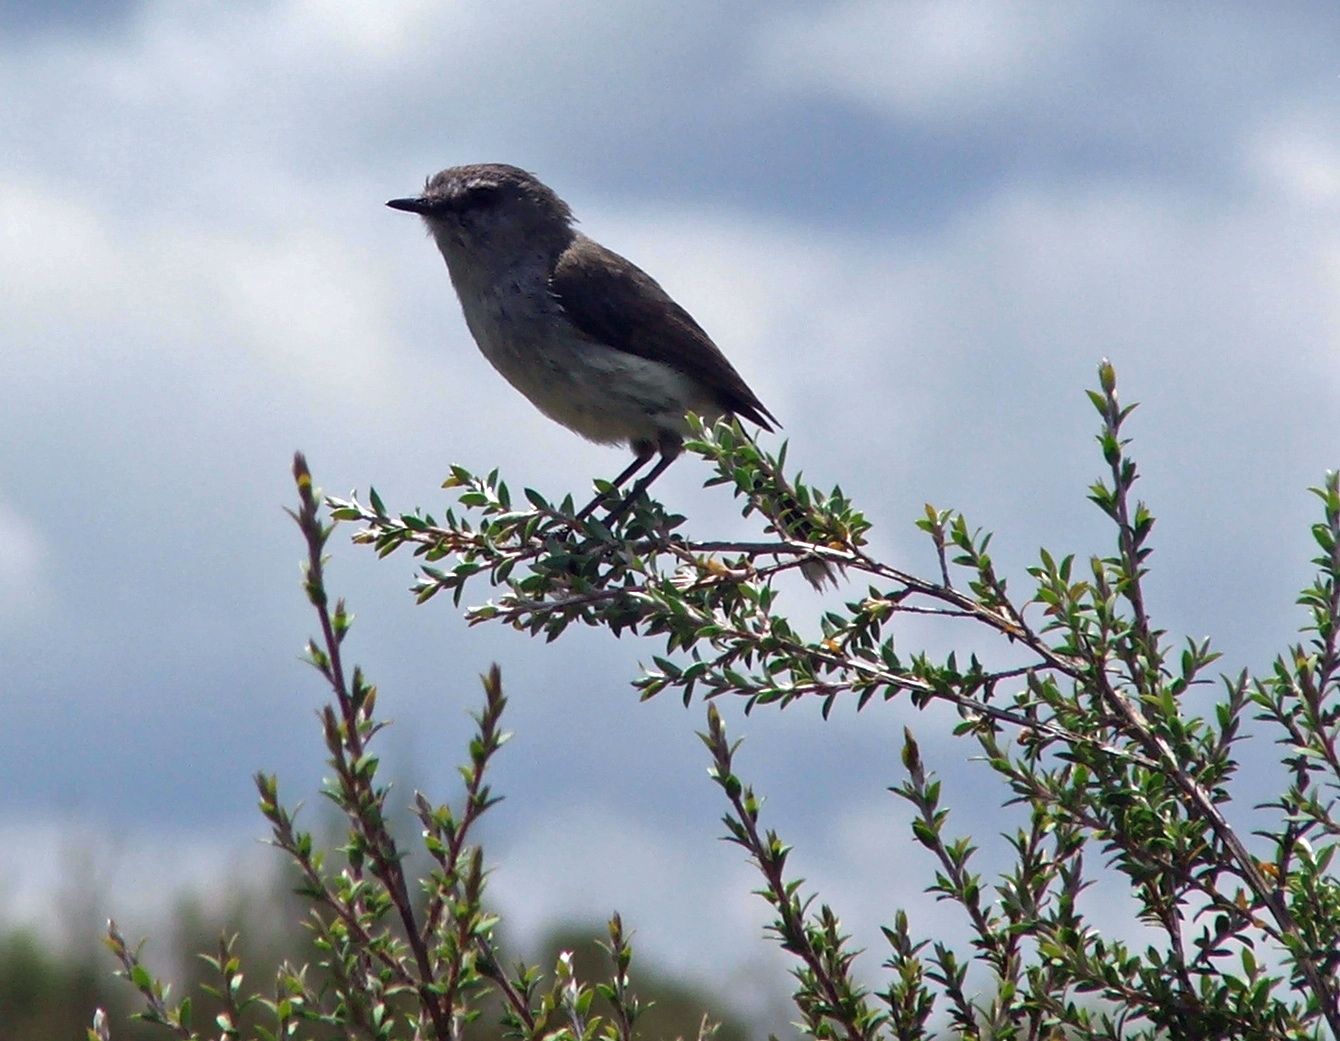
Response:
386,163,779,520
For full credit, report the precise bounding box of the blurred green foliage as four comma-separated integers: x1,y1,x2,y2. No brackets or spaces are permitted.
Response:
1,869,755,1041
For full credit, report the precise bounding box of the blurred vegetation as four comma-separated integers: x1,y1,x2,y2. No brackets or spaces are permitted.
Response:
1,865,753,1041
0,926,104,1041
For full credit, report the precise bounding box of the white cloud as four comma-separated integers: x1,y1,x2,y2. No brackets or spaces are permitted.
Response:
0,503,49,617
483,794,975,1017
0,817,272,947
0,174,408,404
750,1,1095,120
2,0,755,203
0,183,123,340
489,800,769,970
600,171,1340,426
1244,110,1340,209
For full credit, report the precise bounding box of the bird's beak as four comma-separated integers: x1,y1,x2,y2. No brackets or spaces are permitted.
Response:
386,197,431,214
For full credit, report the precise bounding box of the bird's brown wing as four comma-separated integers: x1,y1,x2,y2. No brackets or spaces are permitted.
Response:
549,234,778,431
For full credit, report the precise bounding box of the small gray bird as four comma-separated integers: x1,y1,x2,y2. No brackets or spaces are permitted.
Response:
386,164,778,513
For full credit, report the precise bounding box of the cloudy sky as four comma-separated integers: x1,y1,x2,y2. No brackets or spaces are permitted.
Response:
4,0,1338,1022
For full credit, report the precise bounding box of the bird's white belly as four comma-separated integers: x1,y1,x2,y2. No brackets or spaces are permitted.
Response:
458,286,718,446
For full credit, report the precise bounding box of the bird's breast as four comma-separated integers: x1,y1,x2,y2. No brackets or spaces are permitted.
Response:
448,267,719,447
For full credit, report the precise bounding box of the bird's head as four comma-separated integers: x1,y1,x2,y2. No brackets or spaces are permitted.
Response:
387,164,576,261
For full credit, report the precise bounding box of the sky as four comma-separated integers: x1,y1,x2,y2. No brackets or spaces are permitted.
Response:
3,0,1339,1025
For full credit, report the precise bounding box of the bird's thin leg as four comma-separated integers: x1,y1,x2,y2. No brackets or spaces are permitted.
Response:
574,442,656,520
606,450,657,494
600,443,681,526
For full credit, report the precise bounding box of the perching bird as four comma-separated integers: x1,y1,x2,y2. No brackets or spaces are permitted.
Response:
386,163,778,515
